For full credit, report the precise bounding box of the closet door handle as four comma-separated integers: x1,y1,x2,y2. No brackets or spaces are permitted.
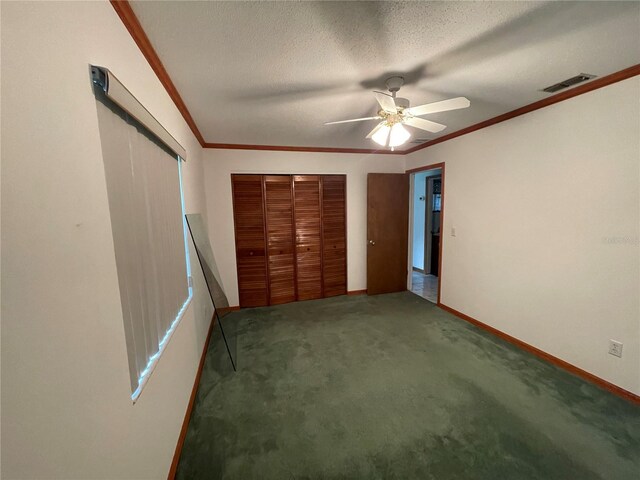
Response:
369,240,376,246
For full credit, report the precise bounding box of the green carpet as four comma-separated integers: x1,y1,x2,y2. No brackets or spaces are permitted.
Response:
176,292,640,479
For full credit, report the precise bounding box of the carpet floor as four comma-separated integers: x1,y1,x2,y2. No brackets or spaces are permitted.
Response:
176,292,640,479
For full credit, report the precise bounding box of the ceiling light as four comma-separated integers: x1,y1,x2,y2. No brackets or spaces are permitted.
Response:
372,124,391,146
389,123,411,147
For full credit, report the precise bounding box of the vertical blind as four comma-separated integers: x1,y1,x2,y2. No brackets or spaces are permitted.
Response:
96,98,190,399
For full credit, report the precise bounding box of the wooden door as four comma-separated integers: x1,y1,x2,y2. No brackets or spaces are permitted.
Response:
264,175,296,305
321,175,347,297
231,175,268,307
367,173,409,295
293,175,323,300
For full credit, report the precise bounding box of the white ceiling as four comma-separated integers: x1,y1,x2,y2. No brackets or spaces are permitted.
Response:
130,1,640,150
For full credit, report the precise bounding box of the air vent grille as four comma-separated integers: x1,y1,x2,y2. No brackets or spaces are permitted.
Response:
410,138,430,144
543,73,596,93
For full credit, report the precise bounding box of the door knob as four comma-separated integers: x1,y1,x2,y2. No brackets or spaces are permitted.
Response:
369,240,376,246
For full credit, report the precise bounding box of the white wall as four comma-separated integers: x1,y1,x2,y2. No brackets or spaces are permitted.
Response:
202,149,405,306
1,2,213,478
406,77,640,395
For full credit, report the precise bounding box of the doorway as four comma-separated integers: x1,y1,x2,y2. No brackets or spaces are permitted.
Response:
409,166,443,303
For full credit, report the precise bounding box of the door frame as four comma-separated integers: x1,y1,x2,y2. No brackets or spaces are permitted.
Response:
407,162,445,305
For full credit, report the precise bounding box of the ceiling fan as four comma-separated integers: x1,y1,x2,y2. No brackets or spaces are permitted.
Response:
324,76,470,150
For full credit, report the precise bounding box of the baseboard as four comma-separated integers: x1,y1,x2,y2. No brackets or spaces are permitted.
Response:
217,305,241,315
437,303,640,405
167,311,217,479
347,289,367,296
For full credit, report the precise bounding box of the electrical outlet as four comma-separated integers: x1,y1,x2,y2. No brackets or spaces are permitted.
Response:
609,340,623,358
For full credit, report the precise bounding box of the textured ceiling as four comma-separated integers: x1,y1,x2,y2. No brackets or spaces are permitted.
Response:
130,1,640,150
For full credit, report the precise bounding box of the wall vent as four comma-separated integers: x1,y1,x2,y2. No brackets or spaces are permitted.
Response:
410,138,430,144
542,73,596,93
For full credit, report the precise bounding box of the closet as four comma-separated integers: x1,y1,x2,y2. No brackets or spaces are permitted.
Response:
232,174,347,307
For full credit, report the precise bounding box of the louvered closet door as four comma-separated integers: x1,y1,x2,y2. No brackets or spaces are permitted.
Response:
293,175,323,300
322,175,347,297
231,175,268,307
264,176,296,305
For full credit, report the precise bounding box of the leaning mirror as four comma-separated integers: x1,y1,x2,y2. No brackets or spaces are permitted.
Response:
185,213,236,371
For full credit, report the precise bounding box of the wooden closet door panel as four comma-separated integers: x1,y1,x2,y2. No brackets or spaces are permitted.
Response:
232,175,268,307
322,175,347,297
293,175,323,301
264,175,296,305
236,256,268,306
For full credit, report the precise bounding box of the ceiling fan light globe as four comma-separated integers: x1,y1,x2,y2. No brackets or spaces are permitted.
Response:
389,123,411,147
372,124,391,146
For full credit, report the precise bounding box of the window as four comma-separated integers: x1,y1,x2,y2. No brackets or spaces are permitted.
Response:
93,67,191,400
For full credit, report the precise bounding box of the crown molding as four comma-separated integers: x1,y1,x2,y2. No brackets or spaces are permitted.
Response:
203,142,405,155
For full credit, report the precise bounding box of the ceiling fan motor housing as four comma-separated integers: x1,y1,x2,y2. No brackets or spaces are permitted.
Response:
395,97,410,110
385,76,405,93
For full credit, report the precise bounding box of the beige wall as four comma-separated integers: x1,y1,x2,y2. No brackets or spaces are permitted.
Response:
202,149,405,306
1,1,213,478
406,77,640,395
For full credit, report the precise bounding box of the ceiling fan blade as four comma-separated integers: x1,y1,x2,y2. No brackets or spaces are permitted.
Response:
324,116,381,125
406,97,470,117
373,91,397,114
404,117,447,133
366,122,385,139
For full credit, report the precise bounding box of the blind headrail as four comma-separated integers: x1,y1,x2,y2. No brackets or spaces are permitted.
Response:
91,65,187,160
